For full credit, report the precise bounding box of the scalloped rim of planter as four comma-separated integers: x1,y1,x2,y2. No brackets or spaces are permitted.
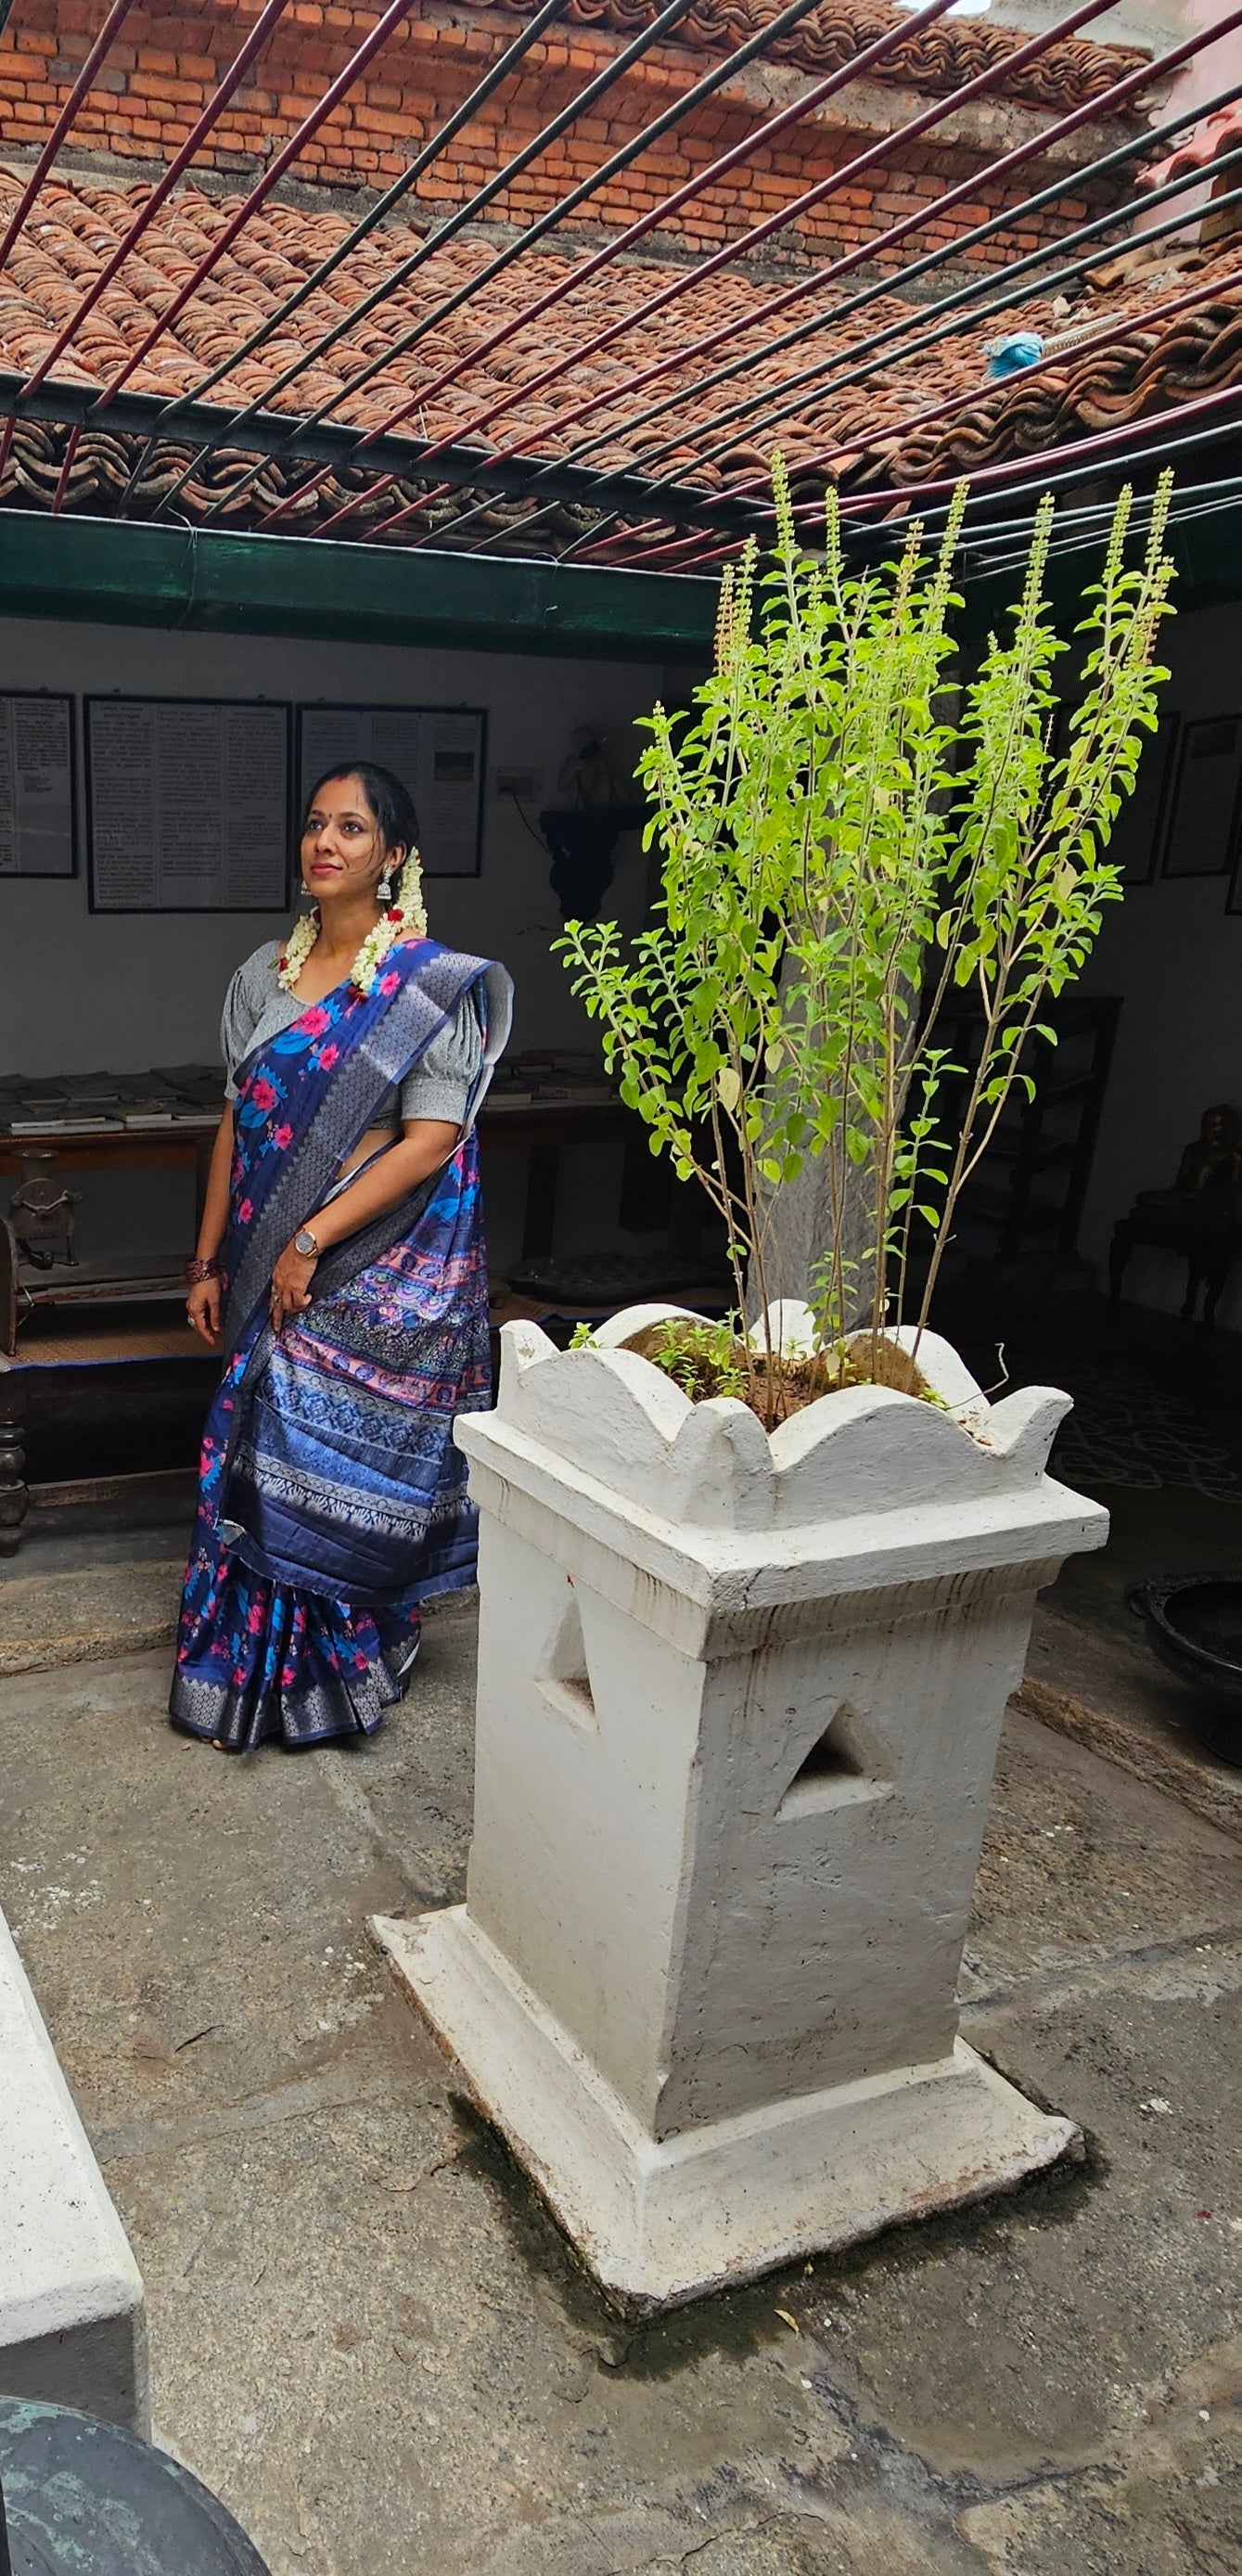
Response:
456,1311,1107,1645
374,1906,1082,2316
467,1305,1079,1543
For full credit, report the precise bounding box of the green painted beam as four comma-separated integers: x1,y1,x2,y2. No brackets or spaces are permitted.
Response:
0,510,719,663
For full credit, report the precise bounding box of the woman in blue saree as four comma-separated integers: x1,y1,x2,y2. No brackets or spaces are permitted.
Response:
173,762,512,1753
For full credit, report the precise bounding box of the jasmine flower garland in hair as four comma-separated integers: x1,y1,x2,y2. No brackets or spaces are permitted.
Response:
276,850,429,997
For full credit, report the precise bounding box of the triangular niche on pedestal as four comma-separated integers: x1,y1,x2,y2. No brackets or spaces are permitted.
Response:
777,1699,885,1817
535,1580,598,1733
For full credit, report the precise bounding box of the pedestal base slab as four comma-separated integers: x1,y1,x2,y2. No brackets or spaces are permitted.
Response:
372,1906,1080,2314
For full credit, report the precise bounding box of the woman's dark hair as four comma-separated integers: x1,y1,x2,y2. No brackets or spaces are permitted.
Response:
302,762,420,861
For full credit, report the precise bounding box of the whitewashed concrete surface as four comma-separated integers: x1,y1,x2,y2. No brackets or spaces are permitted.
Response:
0,1904,148,2429
376,1310,1108,2311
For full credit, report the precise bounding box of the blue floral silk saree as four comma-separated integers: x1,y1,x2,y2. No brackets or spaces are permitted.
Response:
170,937,512,1752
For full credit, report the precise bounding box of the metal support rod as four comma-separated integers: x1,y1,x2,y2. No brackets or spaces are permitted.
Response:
0,0,137,278
550,1,1242,562
593,142,1242,556
18,0,296,402
742,411,1242,574
93,0,423,411
455,65,1242,558
134,0,572,429
50,422,81,515
955,468,1242,556
196,0,828,460
125,0,577,516
330,0,960,458
0,364,747,529
301,0,957,538
199,0,713,529
620,377,1242,572
700,249,1242,519
645,117,1242,499
564,65,1242,550
832,378,1242,519
356,0,1135,548
292,0,1120,545
2,0,1233,566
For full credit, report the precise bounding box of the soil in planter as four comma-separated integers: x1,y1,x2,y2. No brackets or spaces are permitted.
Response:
617,1318,932,1428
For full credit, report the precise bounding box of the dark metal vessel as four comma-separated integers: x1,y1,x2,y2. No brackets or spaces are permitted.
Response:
0,2399,271,2575
1128,1578,1242,1768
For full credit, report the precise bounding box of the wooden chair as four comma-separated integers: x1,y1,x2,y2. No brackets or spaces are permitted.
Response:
1108,1107,1242,1331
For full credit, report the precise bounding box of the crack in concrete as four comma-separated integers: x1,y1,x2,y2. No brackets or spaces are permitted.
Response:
647,2516,787,2570
311,1744,451,1909
959,1923,1242,2020
89,2061,440,2165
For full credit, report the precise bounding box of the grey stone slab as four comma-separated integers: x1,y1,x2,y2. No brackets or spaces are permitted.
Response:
965,1709,1240,1986
0,1649,448,2128
1022,1602,1242,1843
0,1623,1238,2575
104,2096,872,2576
0,1904,147,2432
0,1561,185,1674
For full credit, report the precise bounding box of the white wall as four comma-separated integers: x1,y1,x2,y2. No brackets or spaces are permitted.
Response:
1077,596,1242,1326
0,615,659,1071
0,616,663,1271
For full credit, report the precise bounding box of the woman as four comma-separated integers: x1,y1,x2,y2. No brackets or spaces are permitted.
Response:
172,762,512,1753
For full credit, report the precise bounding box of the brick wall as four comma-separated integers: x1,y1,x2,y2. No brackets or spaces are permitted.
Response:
0,1,1123,269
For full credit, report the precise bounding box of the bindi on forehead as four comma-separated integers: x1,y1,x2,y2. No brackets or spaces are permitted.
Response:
305,798,373,827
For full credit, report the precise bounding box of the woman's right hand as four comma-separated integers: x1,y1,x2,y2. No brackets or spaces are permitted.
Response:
186,1275,223,1348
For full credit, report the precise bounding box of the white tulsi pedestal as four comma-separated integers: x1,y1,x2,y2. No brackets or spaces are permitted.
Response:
374,1307,1106,2312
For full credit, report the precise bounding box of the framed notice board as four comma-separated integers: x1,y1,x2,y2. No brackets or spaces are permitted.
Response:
85,697,292,912
1160,712,1242,880
297,703,486,878
0,691,76,878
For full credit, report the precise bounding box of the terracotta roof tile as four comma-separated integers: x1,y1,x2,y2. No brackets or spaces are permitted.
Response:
0,164,1236,551
1143,102,1242,193
460,0,1149,116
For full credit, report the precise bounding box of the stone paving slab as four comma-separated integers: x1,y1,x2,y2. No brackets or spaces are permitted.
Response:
0,1562,184,1677
0,1622,1238,2575
1021,1603,1242,1844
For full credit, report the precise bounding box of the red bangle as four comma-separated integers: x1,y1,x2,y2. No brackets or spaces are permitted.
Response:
185,1256,221,1285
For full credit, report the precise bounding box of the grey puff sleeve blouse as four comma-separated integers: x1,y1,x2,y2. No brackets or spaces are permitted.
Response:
220,941,485,1128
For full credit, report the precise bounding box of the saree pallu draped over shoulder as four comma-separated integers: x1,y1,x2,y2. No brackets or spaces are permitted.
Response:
171,938,512,1752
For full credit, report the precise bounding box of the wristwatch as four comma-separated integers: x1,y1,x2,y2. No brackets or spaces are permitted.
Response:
293,1226,320,1258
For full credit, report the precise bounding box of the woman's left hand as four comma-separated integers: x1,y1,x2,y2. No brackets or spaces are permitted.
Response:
269,1239,319,1326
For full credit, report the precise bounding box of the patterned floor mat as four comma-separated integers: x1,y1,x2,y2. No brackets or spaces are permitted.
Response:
1051,1367,1242,1500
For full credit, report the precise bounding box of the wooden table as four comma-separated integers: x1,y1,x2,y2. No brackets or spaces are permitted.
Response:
0,1121,219,1183
0,1095,638,1282
477,1094,637,1258
0,1094,644,1553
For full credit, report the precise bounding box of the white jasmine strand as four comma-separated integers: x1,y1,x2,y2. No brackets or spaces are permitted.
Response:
276,850,429,998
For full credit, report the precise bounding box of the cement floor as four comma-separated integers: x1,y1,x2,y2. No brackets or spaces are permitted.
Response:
0,1599,1237,2576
